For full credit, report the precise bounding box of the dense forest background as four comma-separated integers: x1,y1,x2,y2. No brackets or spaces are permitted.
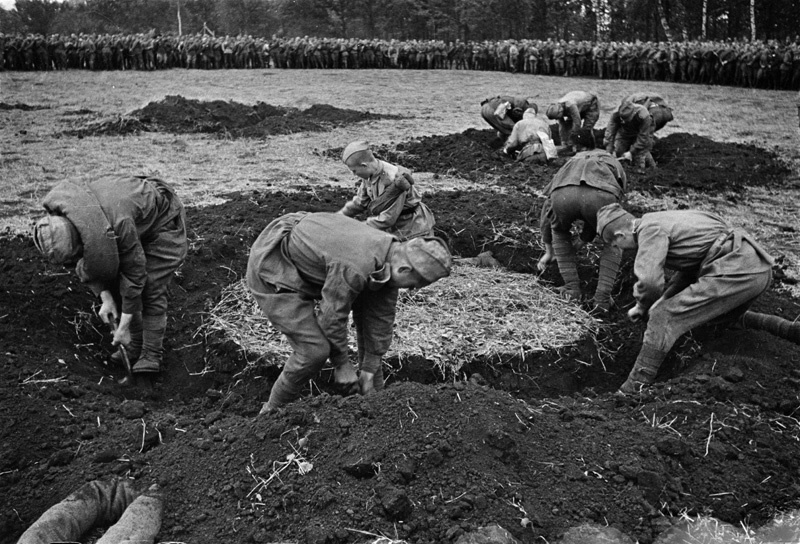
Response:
1,0,798,43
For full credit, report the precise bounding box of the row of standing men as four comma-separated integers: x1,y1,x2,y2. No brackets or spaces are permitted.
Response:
3,32,800,90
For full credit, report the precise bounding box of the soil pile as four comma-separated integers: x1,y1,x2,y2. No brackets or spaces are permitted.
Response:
0,103,50,111
325,128,789,194
66,96,402,138
3,129,800,544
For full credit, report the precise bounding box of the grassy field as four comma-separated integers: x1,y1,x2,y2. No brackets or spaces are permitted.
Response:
1,69,799,282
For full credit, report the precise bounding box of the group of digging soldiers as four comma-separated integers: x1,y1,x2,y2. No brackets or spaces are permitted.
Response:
31,87,800,412
4,31,800,89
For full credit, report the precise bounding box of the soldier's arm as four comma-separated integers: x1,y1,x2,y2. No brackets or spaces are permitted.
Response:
504,123,523,151
565,102,581,131
340,182,369,216
632,224,669,310
630,113,654,155
354,287,399,373
114,218,148,315
604,113,620,152
317,263,365,367
365,188,407,231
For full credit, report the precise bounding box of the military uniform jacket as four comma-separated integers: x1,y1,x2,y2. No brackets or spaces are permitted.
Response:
42,176,183,314
632,210,773,310
604,102,653,155
504,115,552,152
557,90,598,126
246,212,399,363
341,160,434,240
539,150,626,244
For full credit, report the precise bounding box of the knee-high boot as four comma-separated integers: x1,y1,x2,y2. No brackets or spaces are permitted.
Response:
132,314,167,373
552,231,581,300
593,244,622,311
260,372,304,415
619,344,669,394
741,311,800,344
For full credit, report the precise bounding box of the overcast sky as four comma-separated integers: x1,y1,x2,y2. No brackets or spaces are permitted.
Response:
1,0,16,10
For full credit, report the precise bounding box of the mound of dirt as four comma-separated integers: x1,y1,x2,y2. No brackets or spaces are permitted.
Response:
65,96,402,138
324,128,789,195
3,129,800,544
0,102,50,111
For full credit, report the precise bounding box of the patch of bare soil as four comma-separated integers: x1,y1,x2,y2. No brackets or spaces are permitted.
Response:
2,128,800,544
64,96,403,138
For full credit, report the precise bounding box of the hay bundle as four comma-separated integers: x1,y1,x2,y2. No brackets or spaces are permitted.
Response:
201,265,597,373
392,265,597,372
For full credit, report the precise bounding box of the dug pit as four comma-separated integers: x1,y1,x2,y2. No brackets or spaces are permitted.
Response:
3,123,800,544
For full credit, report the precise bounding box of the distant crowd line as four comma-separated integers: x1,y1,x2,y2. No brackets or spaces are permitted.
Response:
3,33,800,90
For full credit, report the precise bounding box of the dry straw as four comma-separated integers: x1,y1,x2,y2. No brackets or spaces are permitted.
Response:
201,264,598,374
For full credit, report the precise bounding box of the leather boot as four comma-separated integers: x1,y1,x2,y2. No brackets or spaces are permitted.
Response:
132,314,167,373
111,312,142,365
619,344,669,394
741,311,800,344
261,372,302,414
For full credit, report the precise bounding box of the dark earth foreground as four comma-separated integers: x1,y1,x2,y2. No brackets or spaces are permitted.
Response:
2,101,800,544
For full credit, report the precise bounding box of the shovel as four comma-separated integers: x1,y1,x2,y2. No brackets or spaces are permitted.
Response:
109,317,134,387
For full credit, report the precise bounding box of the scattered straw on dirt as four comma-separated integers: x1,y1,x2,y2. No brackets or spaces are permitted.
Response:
199,279,293,367
391,264,598,373
201,264,598,374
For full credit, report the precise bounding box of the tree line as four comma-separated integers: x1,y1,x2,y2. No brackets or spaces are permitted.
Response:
1,0,798,44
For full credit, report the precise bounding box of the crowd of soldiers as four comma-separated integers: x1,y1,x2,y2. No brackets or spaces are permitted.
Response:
3,32,800,89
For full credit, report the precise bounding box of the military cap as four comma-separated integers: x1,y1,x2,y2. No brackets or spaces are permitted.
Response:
596,203,635,240
545,103,563,119
33,214,82,264
342,140,371,163
403,236,453,283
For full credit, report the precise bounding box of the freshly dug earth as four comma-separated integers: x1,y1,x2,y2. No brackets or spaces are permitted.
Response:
65,95,402,138
3,108,800,544
0,102,50,111
356,128,790,194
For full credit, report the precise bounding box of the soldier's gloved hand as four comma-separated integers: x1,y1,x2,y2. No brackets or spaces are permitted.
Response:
98,291,118,325
627,303,647,323
620,151,633,162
